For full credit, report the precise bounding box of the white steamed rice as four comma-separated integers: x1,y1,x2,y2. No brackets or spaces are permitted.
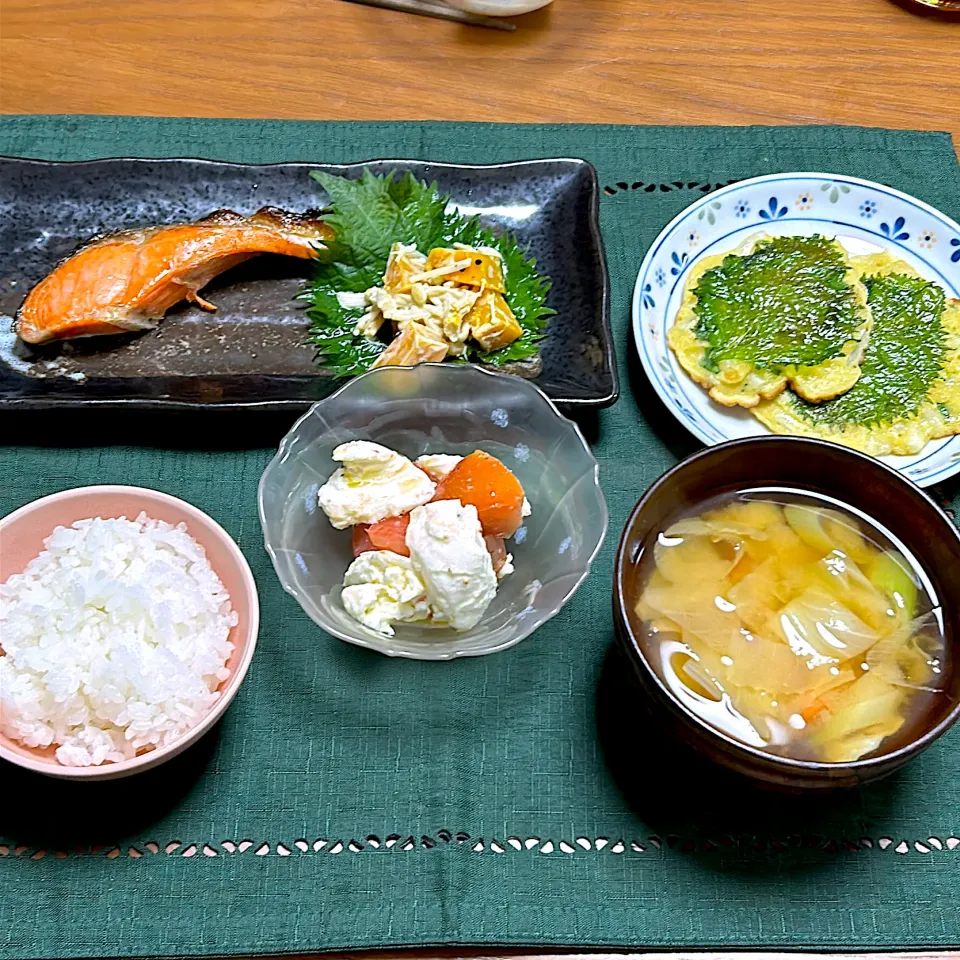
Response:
0,513,237,767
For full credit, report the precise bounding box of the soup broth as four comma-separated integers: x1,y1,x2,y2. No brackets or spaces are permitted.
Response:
635,489,947,763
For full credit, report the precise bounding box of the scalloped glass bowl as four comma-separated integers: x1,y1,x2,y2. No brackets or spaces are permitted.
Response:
258,365,607,660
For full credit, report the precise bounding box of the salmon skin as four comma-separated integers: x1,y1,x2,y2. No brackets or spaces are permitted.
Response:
15,207,334,344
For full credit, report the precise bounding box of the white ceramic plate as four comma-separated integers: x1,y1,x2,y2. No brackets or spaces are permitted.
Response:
444,0,553,13
632,172,960,487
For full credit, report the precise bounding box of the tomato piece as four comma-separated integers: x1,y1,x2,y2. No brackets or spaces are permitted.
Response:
367,513,411,557
352,524,375,557
484,534,508,574
432,450,525,538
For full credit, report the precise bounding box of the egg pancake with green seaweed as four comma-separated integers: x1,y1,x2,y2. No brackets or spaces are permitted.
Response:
668,234,871,407
754,253,960,456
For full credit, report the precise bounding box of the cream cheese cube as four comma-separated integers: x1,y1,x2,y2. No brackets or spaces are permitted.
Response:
317,441,435,529
340,550,430,636
406,500,497,631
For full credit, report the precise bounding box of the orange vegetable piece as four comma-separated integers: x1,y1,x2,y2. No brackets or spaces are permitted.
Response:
367,514,411,557
352,524,375,558
382,245,423,295
800,700,828,725
467,290,522,353
432,450,525,539
425,248,505,293
373,322,449,368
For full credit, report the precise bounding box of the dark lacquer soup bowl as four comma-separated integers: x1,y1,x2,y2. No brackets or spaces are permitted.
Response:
613,437,960,790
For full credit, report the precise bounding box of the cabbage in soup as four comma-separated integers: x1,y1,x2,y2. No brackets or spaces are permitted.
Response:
636,490,946,763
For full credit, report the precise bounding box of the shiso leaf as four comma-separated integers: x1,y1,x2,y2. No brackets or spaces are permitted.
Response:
790,273,947,426
693,235,865,373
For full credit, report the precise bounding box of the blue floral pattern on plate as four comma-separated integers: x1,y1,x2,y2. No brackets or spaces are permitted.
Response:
631,172,960,487
758,196,788,220
880,216,910,241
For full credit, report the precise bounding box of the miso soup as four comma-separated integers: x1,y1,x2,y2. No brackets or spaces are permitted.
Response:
635,489,947,763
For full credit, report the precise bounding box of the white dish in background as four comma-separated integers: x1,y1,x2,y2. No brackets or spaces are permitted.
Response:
444,0,553,14
632,172,960,488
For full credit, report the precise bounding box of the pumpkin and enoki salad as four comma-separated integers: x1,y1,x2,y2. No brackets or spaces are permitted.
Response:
302,170,554,376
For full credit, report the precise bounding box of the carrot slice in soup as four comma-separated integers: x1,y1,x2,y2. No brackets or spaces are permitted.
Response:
367,514,411,557
433,450,525,538
800,700,828,725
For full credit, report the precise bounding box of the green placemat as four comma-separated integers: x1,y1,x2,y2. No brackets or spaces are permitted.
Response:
2,118,960,958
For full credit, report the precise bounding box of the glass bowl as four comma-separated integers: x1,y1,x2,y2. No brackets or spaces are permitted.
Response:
258,364,607,660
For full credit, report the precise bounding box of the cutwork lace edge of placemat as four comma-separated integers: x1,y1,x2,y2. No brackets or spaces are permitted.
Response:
3,828,959,861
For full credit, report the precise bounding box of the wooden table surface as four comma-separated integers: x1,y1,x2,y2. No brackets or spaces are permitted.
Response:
2,1,959,958
1,0,959,146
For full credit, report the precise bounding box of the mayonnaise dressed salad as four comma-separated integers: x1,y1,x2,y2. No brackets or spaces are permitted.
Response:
316,441,530,636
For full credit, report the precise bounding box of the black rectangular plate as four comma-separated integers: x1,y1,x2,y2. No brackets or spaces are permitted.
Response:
0,157,616,412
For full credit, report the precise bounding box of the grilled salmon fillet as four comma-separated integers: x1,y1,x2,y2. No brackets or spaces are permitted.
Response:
15,207,334,344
